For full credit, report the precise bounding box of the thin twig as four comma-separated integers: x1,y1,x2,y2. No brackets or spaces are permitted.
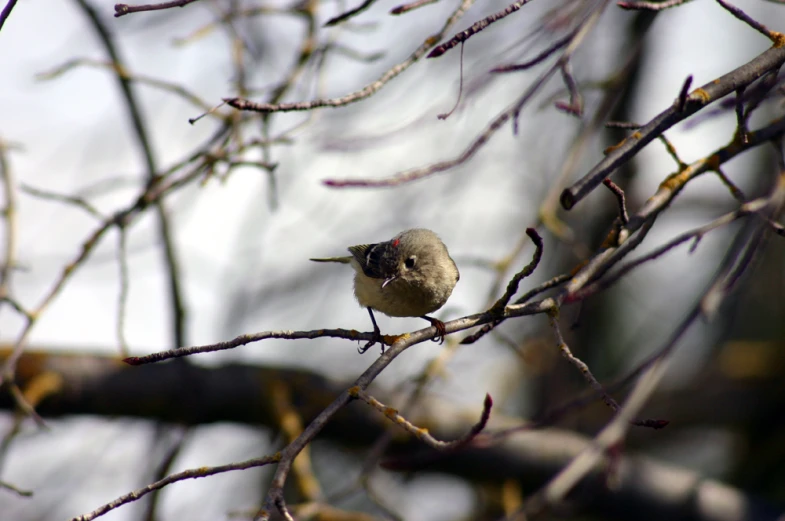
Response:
36,59,217,116
547,311,667,428
324,0,378,26
602,178,629,225
226,0,476,113
69,454,280,521
555,60,583,116
390,0,438,15
324,2,607,187
715,0,785,44
116,228,130,358
0,478,32,497
437,42,465,120
0,139,18,300
490,228,544,312
427,0,536,58
676,74,692,112
19,184,104,220
572,197,770,303
735,87,749,143
617,0,694,10
490,31,575,73
461,273,570,345
114,0,199,17
352,388,492,449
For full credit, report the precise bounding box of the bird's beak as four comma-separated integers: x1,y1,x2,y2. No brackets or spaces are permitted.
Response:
382,276,396,289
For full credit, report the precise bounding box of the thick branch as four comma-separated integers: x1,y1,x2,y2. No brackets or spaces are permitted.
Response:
561,44,785,210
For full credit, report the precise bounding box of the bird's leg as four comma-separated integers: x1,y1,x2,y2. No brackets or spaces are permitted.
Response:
359,307,384,354
421,316,447,344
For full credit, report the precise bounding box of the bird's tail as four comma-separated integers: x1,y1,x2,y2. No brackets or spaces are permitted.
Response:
310,256,353,264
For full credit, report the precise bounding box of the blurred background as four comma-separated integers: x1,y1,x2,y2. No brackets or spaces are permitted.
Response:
1,0,784,519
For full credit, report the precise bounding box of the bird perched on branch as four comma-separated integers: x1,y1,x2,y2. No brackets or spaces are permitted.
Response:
311,228,459,353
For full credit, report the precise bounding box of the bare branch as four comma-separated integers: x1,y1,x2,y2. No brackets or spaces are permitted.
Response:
324,3,606,187
75,0,188,351
547,311,668,429
70,454,280,521
390,0,439,15
125,299,555,365
602,178,629,225
461,273,570,345
490,228,544,313
19,183,104,220
324,0,379,27
427,0,536,58
676,74,693,112
114,0,199,17
561,44,785,210
116,228,130,358
0,478,32,497
617,0,694,11
0,139,18,302
715,0,785,44
226,0,476,114
0,0,18,32
352,388,492,449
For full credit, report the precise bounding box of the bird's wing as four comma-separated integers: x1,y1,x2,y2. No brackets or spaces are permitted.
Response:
348,243,388,279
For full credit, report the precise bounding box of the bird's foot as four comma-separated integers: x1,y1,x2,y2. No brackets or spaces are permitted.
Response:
359,327,384,354
422,316,447,344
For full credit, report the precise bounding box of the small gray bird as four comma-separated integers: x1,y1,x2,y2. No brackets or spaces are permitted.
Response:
311,228,459,353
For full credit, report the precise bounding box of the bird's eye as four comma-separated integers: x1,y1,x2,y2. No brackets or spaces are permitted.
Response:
405,256,416,269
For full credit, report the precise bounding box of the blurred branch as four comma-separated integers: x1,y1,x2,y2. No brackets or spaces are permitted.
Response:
0,139,18,305
0,478,32,497
8,349,779,521
74,0,188,351
225,0,476,113
522,166,785,512
0,131,227,388
390,0,439,15
324,3,606,187
524,348,673,517
36,58,219,116
270,379,322,502
325,0,380,27
547,310,667,429
142,427,190,521
115,228,130,358
19,183,105,220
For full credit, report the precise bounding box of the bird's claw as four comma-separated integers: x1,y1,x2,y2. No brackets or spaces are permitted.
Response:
423,316,447,345
358,328,384,354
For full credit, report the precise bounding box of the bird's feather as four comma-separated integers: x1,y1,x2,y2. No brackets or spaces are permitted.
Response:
309,256,352,264
348,242,395,279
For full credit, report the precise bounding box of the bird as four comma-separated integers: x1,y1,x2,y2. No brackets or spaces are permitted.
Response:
310,228,459,353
